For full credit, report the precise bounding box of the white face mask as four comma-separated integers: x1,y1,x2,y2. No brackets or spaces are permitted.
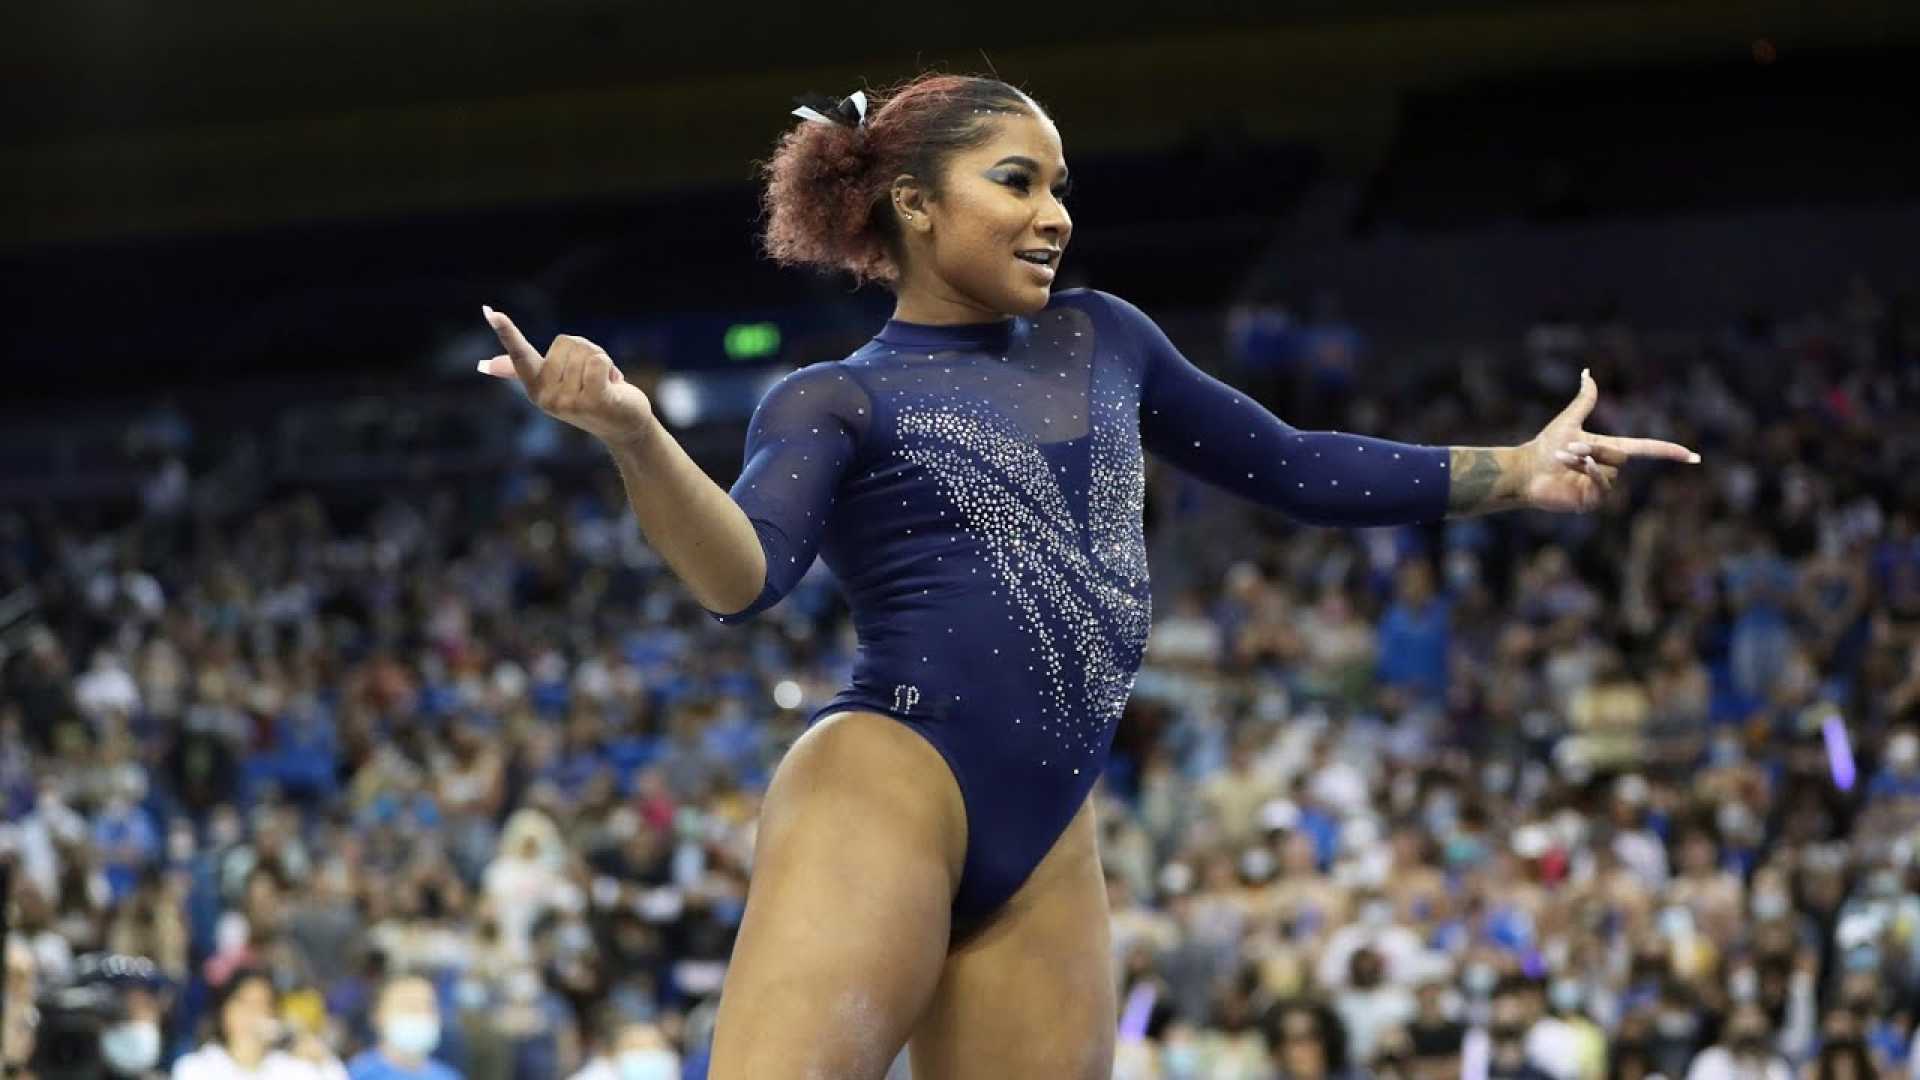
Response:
616,1048,680,1080
100,1021,162,1075
382,1013,441,1057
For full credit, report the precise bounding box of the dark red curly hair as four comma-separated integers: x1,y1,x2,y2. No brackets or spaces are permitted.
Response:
758,73,1047,288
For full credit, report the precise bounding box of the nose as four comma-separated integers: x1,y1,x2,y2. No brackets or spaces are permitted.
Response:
1036,194,1071,246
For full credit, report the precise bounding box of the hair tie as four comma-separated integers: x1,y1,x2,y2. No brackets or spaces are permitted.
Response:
791,90,868,129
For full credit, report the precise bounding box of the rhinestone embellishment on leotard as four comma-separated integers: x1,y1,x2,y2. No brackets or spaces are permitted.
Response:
891,313,1149,769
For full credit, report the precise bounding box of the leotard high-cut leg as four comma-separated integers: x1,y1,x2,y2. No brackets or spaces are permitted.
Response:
707,289,1450,938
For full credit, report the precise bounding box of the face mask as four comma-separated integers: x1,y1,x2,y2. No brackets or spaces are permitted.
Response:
1889,734,1918,769
1549,980,1581,1013
1654,1011,1695,1038
616,1048,680,1080
1752,891,1790,920
101,1021,162,1075
1163,1042,1201,1078
506,969,543,1002
712,896,746,927
1464,964,1497,996
555,922,593,954
454,978,489,1010
1445,836,1487,869
382,1014,441,1057
210,818,242,848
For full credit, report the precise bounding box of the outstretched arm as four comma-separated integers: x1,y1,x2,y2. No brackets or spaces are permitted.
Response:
1111,293,1695,522
1443,445,1532,518
1452,368,1699,517
1121,294,1452,527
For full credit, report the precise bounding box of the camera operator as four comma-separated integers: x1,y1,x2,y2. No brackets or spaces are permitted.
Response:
23,952,170,1080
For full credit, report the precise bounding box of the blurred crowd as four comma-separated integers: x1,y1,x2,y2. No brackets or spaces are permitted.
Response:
2,274,1918,1079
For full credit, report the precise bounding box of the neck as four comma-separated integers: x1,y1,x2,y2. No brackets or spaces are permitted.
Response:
228,1040,266,1068
385,1045,425,1067
889,278,1005,327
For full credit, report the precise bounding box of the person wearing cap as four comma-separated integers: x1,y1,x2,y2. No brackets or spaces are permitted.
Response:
345,975,460,1080
83,953,170,1079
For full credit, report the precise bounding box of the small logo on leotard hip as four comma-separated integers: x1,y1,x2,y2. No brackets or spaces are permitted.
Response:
893,684,921,713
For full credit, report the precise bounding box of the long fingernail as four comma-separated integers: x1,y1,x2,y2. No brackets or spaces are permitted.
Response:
476,359,490,374
482,304,497,322
1688,452,1701,464
1582,368,1591,382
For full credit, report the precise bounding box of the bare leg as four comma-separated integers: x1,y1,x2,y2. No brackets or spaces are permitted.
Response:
909,794,1115,1079
707,710,968,1080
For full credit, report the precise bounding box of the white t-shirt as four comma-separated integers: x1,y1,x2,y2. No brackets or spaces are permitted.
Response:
565,1060,618,1080
171,1044,348,1080
1682,1047,1792,1080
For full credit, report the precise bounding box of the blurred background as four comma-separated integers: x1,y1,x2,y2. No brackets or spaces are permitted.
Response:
3,1,1919,1077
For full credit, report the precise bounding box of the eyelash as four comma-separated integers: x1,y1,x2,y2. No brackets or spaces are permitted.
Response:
1003,172,1071,200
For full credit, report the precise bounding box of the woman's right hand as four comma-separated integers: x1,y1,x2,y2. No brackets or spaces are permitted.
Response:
479,306,657,449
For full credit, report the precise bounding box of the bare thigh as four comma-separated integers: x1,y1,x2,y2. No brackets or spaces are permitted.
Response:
707,710,968,1080
909,794,1116,1080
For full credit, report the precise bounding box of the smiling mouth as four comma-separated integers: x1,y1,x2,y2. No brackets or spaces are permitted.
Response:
1015,249,1059,284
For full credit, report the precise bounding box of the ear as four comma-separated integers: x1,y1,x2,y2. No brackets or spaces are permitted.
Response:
890,176,932,236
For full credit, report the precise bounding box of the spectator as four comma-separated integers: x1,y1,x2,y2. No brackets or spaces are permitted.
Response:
1469,978,1556,1080
170,968,347,1080
1683,1002,1791,1080
563,1017,679,1080
345,974,459,1080
1268,999,1349,1079
1376,560,1450,709
0,274,1913,1079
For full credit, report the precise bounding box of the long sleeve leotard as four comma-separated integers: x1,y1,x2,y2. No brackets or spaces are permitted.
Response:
705,288,1451,933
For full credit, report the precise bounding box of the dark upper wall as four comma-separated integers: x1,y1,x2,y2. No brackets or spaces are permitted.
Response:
5,0,1915,247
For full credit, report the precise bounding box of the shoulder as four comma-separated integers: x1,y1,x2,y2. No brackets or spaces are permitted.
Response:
264,1051,345,1079
1049,287,1135,321
170,1047,222,1078
758,359,862,405
566,1061,619,1080
430,1062,463,1080
1048,288,1168,351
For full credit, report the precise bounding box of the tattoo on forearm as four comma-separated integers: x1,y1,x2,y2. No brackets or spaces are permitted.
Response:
1447,448,1504,513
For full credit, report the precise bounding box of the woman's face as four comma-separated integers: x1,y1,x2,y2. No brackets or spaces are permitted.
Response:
222,978,275,1045
904,111,1072,318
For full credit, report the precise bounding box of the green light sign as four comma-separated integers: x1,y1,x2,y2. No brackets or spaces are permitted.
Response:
724,322,781,360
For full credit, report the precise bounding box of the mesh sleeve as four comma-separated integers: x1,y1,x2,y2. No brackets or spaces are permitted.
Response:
1102,291,1452,528
705,363,867,624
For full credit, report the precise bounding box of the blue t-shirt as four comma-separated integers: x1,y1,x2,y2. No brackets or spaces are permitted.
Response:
346,1049,463,1080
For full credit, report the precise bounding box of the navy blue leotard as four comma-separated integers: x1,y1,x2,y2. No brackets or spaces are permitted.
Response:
707,289,1451,937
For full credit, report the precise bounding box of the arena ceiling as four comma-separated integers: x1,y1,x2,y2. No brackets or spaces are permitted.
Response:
2,0,1913,246
1,0,1574,141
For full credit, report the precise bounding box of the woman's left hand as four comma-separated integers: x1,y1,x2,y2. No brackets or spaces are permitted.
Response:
1519,368,1698,513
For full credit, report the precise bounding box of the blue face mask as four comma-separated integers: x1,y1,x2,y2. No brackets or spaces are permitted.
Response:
712,896,746,927
100,1021,162,1075
382,1014,441,1057
617,1048,680,1080
1163,1042,1201,1078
